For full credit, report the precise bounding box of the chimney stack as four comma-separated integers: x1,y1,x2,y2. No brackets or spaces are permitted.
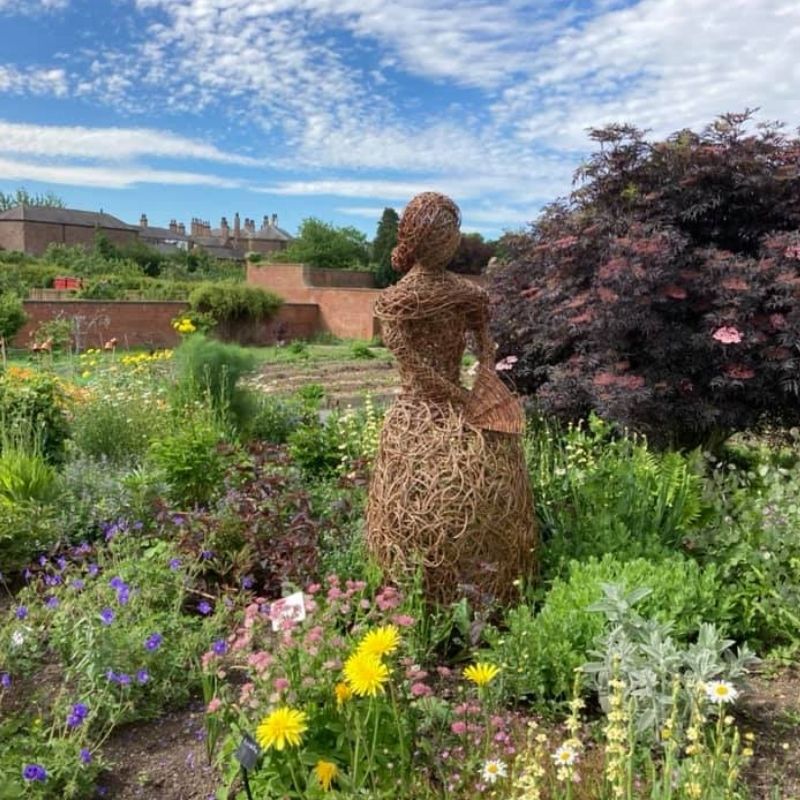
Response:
169,219,178,233
271,213,278,227
234,212,241,239
190,218,198,237
140,213,148,228
262,215,269,229
177,222,186,236
220,216,229,240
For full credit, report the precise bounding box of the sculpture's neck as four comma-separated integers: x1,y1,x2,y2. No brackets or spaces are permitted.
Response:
409,262,446,277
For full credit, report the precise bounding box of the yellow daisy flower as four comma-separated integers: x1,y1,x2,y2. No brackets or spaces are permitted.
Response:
314,760,338,791
463,662,500,687
344,652,389,697
334,681,353,707
356,625,401,659
255,707,308,751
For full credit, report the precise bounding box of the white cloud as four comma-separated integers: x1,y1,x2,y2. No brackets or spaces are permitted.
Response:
0,156,242,189
0,121,264,165
0,65,67,96
0,0,68,12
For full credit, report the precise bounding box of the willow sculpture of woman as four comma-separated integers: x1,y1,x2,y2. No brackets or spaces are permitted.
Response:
366,192,536,605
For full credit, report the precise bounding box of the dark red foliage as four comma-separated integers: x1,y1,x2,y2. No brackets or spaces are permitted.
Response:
449,233,496,275
490,111,800,447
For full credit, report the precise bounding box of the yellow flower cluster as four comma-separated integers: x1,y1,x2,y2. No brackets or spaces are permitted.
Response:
341,625,400,698
463,661,500,688
119,349,172,366
256,706,308,751
172,317,197,335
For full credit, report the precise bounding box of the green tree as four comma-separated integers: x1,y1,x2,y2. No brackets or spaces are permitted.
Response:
449,233,496,275
0,188,65,211
273,218,370,269
372,207,400,288
0,292,27,367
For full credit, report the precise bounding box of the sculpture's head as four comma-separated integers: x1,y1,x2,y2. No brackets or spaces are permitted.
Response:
391,192,461,273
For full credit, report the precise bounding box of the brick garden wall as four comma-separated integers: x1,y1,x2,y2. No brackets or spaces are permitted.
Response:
247,263,380,340
13,300,319,350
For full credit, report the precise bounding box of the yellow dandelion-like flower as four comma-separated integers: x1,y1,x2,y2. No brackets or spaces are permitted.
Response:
344,652,389,697
463,662,501,687
334,681,353,707
255,707,308,751
314,760,338,791
356,625,401,659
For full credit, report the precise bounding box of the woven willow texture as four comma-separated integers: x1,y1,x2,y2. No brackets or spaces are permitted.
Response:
366,192,536,605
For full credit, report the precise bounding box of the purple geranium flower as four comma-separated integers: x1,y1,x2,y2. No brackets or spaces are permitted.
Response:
169,558,181,570
38,555,48,567
57,556,68,571
241,575,255,590
116,585,130,605
117,673,131,686
45,574,63,587
171,515,185,526
1,672,10,688
109,577,125,590
197,600,212,615
45,596,59,609
67,703,89,728
87,563,99,577
200,550,214,560
100,608,114,625
22,764,47,782
136,669,149,684
212,639,227,656
145,633,163,652
80,748,92,765
71,579,85,591
15,606,27,620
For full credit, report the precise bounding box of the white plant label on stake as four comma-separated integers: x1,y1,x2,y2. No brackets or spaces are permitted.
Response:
269,591,306,631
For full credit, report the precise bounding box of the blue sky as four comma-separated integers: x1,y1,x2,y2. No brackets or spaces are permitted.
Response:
1,0,798,239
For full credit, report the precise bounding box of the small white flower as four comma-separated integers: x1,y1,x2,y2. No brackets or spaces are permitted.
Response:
11,630,25,648
481,759,507,784
552,744,578,766
705,680,739,704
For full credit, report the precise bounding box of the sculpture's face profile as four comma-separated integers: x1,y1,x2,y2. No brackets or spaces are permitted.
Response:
392,192,461,273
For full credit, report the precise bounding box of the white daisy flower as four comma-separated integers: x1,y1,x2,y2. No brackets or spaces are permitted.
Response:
481,759,507,784
552,744,578,766
11,630,24,648
705,680,739,704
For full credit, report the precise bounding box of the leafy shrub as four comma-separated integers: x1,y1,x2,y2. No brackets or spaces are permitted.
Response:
350,340,376,359
692,457,800,653
172,333,256,429
287,418,343,477
528,415,706,578
0,370,71,463
482,553,727,703
492,111,800,448
584,584,758,742
148,409,234,507
287,339,309,358
0,503,61,573
247,393,314,444
188,281,282,339
71,395,165,464
0,445,61,507
0,291,27,349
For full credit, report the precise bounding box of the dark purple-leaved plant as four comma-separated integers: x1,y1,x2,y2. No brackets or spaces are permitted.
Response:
491,111,800,448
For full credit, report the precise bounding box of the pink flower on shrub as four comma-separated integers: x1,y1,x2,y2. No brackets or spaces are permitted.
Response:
306,583,321,595
206,697,222,714
451,721,467,735
273,677,290,691
247,651,273,673
712,326,742,344
411,682,432,698
376,586,402,611
239,682,254,703
392,614,415,627
495,355,518,372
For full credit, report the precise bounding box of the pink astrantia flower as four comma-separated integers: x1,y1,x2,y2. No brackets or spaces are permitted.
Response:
206,697,222,714
391,614,415,627
712,326,743,344
451,721,468,735
411,682,432,698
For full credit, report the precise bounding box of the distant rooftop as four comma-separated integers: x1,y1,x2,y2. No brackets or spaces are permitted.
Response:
0,205,137,230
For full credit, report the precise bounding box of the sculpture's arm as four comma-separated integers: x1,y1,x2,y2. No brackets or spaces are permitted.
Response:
385,322,469,406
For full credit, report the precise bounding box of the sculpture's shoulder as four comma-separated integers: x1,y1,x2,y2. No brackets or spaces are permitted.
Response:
374,271,487,320
374,281,411,320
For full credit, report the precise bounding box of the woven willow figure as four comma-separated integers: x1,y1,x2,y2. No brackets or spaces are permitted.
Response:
366,192,536,605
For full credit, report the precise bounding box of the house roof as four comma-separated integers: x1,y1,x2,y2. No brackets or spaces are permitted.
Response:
138,225,189,242
247,223,292,242
0,205,137,230
194,243,245,261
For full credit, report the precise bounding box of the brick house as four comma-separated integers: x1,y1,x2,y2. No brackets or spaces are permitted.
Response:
0,206,139,255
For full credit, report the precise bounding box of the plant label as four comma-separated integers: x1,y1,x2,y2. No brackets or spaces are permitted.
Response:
269,591,306,631
235,734,261,771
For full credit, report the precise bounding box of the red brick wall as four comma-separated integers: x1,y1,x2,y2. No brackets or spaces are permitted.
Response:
247,264,380,339
13,300,319,349
0,220,25,252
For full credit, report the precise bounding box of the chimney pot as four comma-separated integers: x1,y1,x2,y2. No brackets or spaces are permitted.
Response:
271,213,278,227
140,213,148,228
177,222,186,235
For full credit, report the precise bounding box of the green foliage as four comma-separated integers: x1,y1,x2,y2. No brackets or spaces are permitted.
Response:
287,418,343,478
350,340,376,359
529,415,706,578
274,217,370,269
148,408,234,507
0,371,71,463
188,281,282,327
584,584,758,742
692,455,800,653
0,187,64,211
172,333,256,429
0,291,27,340
70,394,167,464
0,502,60,573
482,553,727,703
0,445,61,507
373,207,400,288
247,393,315,444
32,316,73,352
